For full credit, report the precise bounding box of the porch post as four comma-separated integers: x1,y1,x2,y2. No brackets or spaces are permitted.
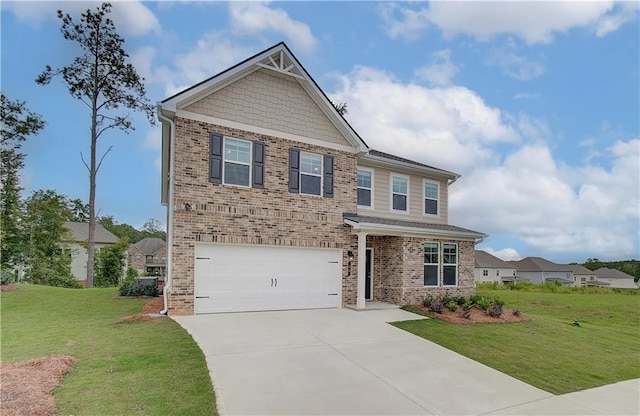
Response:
356,232,367,309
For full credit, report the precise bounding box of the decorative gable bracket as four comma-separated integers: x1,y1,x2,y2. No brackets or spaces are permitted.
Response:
256,50,305,80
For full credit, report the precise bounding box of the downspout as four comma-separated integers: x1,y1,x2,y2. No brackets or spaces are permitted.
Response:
157,103,175,315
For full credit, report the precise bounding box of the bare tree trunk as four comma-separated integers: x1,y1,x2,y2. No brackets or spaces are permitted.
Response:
86,97,98,288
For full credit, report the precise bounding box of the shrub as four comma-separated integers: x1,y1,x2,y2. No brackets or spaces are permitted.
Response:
429,300,444,314
125,266,138,282
463,299,475,311
476,297,491,311
454,296,467,306
118,281,158,297
512,308,521,317
94,241,127,287
460,309,472,319
446,301,458,312
1,269,14,285
487,302,504,317
422,295,435,308
441,294,453,305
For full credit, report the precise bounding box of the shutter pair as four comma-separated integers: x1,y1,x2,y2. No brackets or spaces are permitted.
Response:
289,148,334,198
209,132,264,188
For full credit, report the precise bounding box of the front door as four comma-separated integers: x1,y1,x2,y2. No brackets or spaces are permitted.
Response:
365,248,373,300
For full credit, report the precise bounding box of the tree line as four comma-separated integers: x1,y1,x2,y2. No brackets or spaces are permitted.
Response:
582,259,640,281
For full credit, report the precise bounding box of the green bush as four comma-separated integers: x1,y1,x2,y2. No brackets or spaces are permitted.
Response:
1,269,14,285
463,298,475,310
487,301,504,317
125,266,138,282
476,297,491,311
118,281,158,297
446,301,458,312
422,295,435,308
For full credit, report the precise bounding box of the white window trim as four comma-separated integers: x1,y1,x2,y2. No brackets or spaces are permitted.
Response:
299,151,323,197
423,241,439,287
357,167,374,209
390,173,410,214
442,242,458,287
222,136,252,188
422,179,440,218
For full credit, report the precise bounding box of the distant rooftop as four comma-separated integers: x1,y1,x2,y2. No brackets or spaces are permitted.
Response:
475,250,515,269
63,221,118,244
133,237,166,255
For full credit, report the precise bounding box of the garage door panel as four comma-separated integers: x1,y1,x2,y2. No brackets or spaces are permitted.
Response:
195,244,341,314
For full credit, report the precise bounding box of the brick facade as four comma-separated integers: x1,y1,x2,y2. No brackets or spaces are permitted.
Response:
168,117,357,315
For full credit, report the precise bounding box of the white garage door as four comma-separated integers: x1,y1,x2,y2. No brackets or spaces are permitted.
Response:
194,244,342,314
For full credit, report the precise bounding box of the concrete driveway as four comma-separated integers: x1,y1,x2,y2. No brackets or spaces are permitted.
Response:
173,308,639,415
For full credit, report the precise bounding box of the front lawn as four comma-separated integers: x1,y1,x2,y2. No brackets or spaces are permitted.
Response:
1,285,217,415
393,287,640,394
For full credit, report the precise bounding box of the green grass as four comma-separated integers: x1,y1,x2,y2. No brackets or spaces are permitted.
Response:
394,288,640,394
1,285,217,415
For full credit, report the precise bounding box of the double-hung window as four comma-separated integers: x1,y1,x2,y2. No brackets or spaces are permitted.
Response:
443,243,457,286
357,168,373,208
423,180,439,216
300,152,322,196
423,242,439,286
223,137,251,187
391,174,409,212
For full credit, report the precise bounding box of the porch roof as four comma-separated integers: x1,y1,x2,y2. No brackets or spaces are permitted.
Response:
343,214,486,241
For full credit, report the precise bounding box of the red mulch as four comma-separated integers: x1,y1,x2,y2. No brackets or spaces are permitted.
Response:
0,355,77,416
1,284,19,292
142,296,164,314
409,304,530,324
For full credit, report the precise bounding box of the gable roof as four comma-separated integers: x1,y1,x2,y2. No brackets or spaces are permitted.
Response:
508,257,575,272
132,237,166,255
595,267,635,280
63,222,119,244
566,264,595,275
159,42,367,152
475,250,515,269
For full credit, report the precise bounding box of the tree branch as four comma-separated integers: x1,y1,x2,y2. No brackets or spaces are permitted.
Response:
80,151,90,173
95,145,113,174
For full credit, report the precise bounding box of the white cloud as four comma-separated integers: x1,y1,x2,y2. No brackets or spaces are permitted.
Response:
3,0,160,37
487,41,546,81
331,66,519,173
480,247,522,262
380,1,637,44
228,2,317,53
414,49,459,86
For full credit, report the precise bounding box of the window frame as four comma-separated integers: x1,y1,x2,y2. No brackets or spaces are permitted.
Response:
299,151,323,197
222,136,252,188
390,173,410,213
442,243,458,287
482,269,488,277
423,242,439,286
423,179,440,217
357,167,374,209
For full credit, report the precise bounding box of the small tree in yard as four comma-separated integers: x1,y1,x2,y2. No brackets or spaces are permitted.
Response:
36,2,154,287
94,239,128,287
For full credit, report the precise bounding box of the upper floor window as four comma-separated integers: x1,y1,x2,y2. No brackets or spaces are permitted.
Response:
288,148,333,198
391,173,409,212
424,242,439,286
423,180,439,216
357,168,373,207
300,152,322,196
146,255,153,263
209,132,265,189
482,269,488,276
223,137,251,186
443,243,457,286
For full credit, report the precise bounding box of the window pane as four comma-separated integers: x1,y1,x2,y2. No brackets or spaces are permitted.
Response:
424,265,438,286
443,243,457,264
443,265,456,285
224,162,250,186
225,138,251,164
423,242,438,263
357,188,371,206
301,153,322,175
424,182,438,199
392,194,407,211
357,170,371,188
392,176,407,194
300,174,321,195
425,199,437,215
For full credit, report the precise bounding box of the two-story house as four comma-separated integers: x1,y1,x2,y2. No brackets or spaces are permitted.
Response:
157,42,485,315
508,257,575,286
128,237,167,277
474,250,518,284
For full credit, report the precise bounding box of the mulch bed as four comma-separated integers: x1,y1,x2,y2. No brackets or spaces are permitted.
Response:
1,284,19,292
409,304,530,324
0,355,77,416
118,296,164,323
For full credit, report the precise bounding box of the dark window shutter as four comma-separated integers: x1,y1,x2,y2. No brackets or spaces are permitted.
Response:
323,155,334,198
209,133,223,184
289,148,300,193
252,141,265,189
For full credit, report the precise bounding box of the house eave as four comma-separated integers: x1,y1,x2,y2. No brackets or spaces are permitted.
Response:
358,152,460,181
344,218,486,241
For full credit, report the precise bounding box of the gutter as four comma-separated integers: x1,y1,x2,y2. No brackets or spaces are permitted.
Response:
157,103,175,316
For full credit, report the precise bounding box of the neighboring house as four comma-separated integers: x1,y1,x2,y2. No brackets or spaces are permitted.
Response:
128,238,167,277
508,257,575,286
567,264,602,287
595,267,638,289
63,221,119,284
158,42,486,315
474,250,517,284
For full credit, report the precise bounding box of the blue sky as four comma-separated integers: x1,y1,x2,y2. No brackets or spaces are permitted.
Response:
2,1,638,263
